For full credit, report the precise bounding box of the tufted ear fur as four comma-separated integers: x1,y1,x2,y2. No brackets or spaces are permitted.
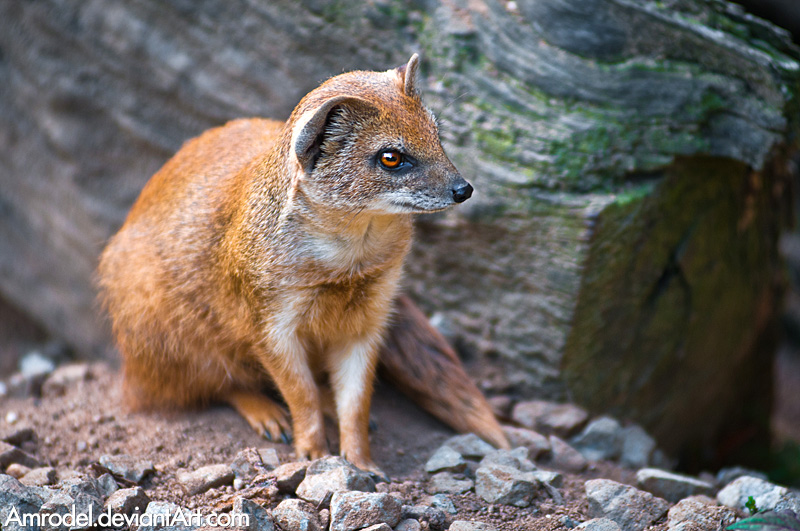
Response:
292,95,370,173
396,53,420,97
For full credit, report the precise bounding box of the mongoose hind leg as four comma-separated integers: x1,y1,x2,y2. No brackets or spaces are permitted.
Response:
226,390,293,444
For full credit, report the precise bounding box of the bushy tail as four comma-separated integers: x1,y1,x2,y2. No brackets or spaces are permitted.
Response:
379,295,509,449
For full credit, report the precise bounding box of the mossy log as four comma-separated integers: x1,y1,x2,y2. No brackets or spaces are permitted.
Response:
0,0,798,461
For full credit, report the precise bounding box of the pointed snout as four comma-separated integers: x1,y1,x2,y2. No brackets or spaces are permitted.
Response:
452,177,473,204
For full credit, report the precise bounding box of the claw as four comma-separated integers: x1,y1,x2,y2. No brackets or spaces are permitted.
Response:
263,429,273,442
280,431,292,445
368,419,378,433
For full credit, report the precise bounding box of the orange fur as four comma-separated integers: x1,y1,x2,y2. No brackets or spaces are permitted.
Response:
98,55,507,476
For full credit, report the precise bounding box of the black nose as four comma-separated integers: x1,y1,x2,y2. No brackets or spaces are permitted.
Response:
452,182,473,203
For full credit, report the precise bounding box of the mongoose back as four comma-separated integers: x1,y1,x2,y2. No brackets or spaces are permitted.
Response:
98,55,508,476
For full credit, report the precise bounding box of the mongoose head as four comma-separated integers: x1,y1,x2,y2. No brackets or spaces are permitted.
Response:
289,54,472,214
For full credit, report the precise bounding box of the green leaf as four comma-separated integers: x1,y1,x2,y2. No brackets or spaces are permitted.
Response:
727,511,800,531
746,496,759,515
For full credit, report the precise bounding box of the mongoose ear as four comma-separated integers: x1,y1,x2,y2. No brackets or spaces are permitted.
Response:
292,95,368,173
396,53,420,97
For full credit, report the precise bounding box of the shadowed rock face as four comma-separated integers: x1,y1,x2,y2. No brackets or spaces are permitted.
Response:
1,0,798,462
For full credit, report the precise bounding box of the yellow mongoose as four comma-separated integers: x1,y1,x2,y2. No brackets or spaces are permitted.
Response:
98,55,508,476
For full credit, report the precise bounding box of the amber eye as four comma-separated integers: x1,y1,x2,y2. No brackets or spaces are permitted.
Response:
379,151,402,169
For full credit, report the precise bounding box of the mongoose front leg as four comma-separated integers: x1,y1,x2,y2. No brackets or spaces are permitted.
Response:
329,339,384,479
226,391,292,443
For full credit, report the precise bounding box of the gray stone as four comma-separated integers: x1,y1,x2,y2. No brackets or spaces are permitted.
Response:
442,434,496,459
531,469,564,489
99,454,155,484
448,521,498,531
272,498,323,531
619,425,656,469
95,472,119,498
667,495,737,530
511,401,589,438
105,486,150,516
576,519,622,531
0,441,41,469
231,448,268,482
1,427,37,448
269,461,308,493
41,363,92,397
135,501,202,531
775,491,800,513
361,525,392,531
715,467,768,486
502,427,551,460
475,464,544,507
396,518,422,531
426,446,467,474
329,491,403,531
478,447,535,472
177,464,234,495
570,416,623,462
0,474,46,531
295,456,375,507
636,468,714,503
19,351,56,378
717,475,789,512
548,435,588,473
19,466,56,486
40,488,103,530
403,503,449,529
584,479,670,531
257,448,280,469
426,472,474,495
232,497,275,531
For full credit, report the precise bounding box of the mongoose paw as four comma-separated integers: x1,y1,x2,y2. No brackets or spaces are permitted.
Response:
345,457,389,483
226,391,293,444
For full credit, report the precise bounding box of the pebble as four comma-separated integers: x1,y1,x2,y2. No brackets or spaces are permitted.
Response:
479,447,535,472
361,524,392,531
135,500,201,531
716,466,768,486
547,435,587,473
404,502,449,529
570,417,623,462
19,466,57,486
448,521,498,531
232,496,275,531
502,426,551,460
230,448,267,482
41,363,92,397
269,461,308,493
257,448,280,469
96,472,120,498
2,427,37,447
0,441,41,469
619,425,656,469
105,486,150,516
717,475,789,512
667,495,737,530
474,464,544,507
584,479,670,531
426,472,474,495
329,491,403,531
5,463,31,479
99,454,155,484
177,463,234,495
575,518,622,530
396,518,423,531
635,468,714,503
295,456,376,507
272,498,323,531
442,434,496,459
426,445,468,474
511,400,588,438
0,474,46,531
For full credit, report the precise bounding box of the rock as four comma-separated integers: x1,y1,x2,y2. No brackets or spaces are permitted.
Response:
426,472,474,495
272,498,323,531
257,448,280,469
295,456,376,507
40,487,104,530
5,463,31,479
177,463,234,495
1,427,37,448
487,395,513,418
548,435,587,473
478,447,535,472
619,425,656,469
442,434,496,459
232,497,275,531
775,492,800,513
511,401,588,438
231,448,267,482
717,475,789,512
531,469,564,489
361,525,392,531
105,486,150,516
667,495,737,530
635,468,714,503
475,464,556,508
0,441,41,469
0,474,46,531
41,363,92,397
570,417,623,462
448,521,498,531
502,427,551,460
715,467,768,486
329,491,403,531
396,518,423,531
576,519,622,531
426,446,467,474
95,472,119,498
19,351,56,378
19,466,56,486
403,503,449,529
135,501,201,531
99,454,155,484
584,479,670,531
269,461,308,493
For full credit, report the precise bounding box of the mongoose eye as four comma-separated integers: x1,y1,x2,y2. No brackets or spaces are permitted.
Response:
378,151,403,170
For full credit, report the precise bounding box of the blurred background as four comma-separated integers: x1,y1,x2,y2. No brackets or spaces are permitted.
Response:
1,0,799,484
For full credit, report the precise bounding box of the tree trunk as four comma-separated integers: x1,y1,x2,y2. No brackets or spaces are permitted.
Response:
1,0,797,461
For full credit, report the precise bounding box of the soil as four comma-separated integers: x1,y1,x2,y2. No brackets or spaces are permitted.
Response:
0,362,651,531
